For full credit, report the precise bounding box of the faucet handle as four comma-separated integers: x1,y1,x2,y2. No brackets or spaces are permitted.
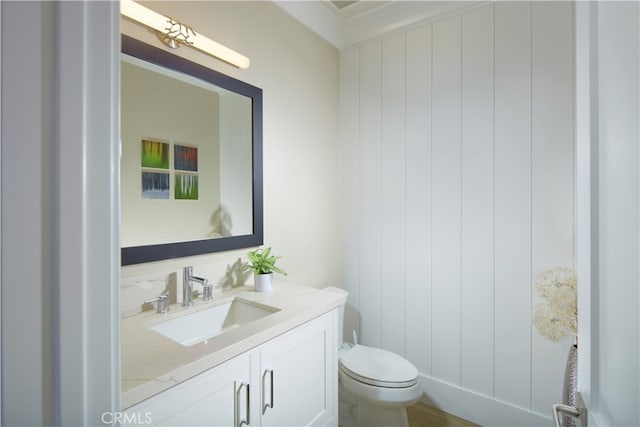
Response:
145,294,169,314
202,282,213,303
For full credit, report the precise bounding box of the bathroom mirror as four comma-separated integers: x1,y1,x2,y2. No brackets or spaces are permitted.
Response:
121,35,263,265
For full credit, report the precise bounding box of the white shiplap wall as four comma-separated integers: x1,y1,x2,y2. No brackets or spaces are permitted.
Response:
340,1,574,422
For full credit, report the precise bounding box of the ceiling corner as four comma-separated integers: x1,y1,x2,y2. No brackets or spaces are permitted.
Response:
273,1,345,49
274,1,482,50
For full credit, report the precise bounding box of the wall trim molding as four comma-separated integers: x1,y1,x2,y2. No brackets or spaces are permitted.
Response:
418,374,551,427
274,0,485,49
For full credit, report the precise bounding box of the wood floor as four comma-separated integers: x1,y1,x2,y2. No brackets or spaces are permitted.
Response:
407,402,479,427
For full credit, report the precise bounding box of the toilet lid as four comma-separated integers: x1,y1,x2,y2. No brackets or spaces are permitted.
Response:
339,345,418,388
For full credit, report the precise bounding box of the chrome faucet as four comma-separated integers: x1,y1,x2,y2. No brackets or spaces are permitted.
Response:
182,266,212,307
144,293,169,314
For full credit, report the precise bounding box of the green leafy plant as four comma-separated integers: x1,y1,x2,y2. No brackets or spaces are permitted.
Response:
243,247,287,276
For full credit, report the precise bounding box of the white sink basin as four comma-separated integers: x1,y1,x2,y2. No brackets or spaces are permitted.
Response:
149,298,280,346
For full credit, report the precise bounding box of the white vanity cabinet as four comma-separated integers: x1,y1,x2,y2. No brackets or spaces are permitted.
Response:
259,309,337,427
124,309,337,427
124,353,251,426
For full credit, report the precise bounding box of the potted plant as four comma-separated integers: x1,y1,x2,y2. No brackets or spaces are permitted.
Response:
243,247,287,292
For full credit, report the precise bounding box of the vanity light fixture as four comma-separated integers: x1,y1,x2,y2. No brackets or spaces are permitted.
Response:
120,0,251,69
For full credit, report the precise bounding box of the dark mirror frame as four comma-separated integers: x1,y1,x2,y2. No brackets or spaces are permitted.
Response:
121,35,263,265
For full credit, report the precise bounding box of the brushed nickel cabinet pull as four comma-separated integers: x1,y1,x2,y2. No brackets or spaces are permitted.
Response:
262,369,274,414
237,382,250,426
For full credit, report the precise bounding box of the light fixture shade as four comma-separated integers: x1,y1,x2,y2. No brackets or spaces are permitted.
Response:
120,0,250,69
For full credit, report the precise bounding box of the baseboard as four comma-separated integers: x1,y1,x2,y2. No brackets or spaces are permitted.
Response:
418,374,552,427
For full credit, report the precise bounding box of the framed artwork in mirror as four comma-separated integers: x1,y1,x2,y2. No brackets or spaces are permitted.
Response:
121,35,263,265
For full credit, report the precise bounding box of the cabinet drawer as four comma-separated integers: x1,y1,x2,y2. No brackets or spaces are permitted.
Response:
125,354,251,426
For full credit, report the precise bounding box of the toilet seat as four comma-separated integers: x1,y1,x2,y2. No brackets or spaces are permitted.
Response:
339,345,418,389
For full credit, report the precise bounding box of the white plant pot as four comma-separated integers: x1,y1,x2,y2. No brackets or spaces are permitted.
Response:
254,272,273,293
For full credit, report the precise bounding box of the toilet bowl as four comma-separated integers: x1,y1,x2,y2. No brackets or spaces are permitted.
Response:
324,287,422,427
338,344,421,427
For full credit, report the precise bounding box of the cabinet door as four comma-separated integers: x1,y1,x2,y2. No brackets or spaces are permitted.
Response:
260,311,337,427
124,354,251,427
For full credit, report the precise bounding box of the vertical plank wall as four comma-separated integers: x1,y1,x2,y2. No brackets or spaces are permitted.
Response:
494,1,532,409
460,4,494,399
339,1,574,419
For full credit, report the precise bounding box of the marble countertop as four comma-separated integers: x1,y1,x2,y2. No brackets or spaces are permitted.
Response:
121,283,346,409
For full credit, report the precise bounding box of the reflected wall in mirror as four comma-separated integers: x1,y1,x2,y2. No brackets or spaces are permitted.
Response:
121,35,263,265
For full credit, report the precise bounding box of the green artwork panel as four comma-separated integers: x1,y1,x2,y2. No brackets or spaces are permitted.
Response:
141,139,170,169
175,174,198,200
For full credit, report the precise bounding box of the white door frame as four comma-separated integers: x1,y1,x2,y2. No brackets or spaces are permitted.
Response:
575,2,640,426
575,0,596,408
1,1,120,424
55,1,121,424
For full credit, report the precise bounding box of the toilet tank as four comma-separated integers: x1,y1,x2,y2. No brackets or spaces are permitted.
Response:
323,287,348,347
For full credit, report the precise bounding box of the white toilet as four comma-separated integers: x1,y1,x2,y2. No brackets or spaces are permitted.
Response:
325,287,422,427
